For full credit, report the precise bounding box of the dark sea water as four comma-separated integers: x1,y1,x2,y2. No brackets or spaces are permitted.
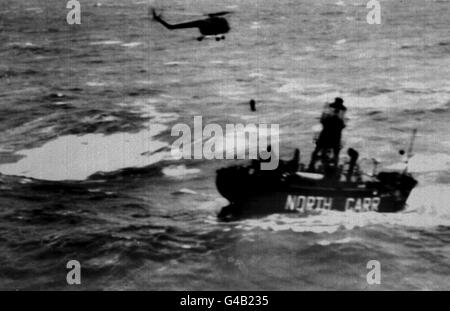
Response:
0,0,449,290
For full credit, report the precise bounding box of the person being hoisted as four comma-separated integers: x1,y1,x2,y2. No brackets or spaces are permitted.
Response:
308,97,347,173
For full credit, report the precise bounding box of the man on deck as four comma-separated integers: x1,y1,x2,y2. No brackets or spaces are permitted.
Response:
308,97,347,172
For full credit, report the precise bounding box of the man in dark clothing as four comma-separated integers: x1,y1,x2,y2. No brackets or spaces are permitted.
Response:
308,98,347,172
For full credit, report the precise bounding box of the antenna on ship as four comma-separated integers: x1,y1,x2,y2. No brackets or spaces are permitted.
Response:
400,128,417,174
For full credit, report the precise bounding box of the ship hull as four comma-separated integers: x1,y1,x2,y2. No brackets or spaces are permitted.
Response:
216,165,417,220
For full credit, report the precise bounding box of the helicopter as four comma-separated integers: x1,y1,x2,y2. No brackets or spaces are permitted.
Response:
151,8,231,41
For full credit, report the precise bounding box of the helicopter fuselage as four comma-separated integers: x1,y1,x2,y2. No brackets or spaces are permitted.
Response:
198,17,230,36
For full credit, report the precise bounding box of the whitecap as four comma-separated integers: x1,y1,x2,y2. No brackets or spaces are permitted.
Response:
0,102,179,181
277,81,305,94
277,80,335,95
25,7,43,13
236,183,450,232
86,81,107,87
89,40,123,45
121,42,143,48
136,80,154,85
387,153,450,173
162,165,201,178
406,185,450,218
0,147,14,152
0,130,169,181
317,237,356,246
7,42,35,48
250,22,260,30
216,84,248,99
172,188,198,195
249,72,264,78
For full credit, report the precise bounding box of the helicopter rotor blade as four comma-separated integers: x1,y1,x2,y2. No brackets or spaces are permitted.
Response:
206,11,232,17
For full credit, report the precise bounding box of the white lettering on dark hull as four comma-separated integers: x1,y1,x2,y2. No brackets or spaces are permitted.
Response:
285,195,381,212
284,195,333,212
344,197,380,212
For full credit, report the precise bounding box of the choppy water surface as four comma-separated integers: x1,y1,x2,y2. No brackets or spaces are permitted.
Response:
0,0,449,290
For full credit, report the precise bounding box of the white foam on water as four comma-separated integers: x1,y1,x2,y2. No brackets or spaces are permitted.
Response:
0,146,14,152
277,81,305,94
317,237,357,246
400,81,435,91
141,104,180,121
7,42,35,48
249,72,264,78
0,103,180,181
121,42,143,48
387,153,450,173
292,91,447,110
86,81,108,87
119,99,179,120
25,7,43,13
136,80,154,85
406,185,450,216
162,165,201,178
0,129,168,181
250,22,261,30
89,40,123,45
216,84,248,99
173,188,198,195
238,184,450,234
276,79,336,96
81,115,119,123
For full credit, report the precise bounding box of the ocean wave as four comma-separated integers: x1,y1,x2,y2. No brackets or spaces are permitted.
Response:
316,237,358,246
235,184,450,234
86,81,108,87
163,165,201,178
0,103,179,181
89,40,123,46
164,61,190,66
0,131,168,181
387,153,450,173
121,42,143,48
7,42,65,55
292,90,448,111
